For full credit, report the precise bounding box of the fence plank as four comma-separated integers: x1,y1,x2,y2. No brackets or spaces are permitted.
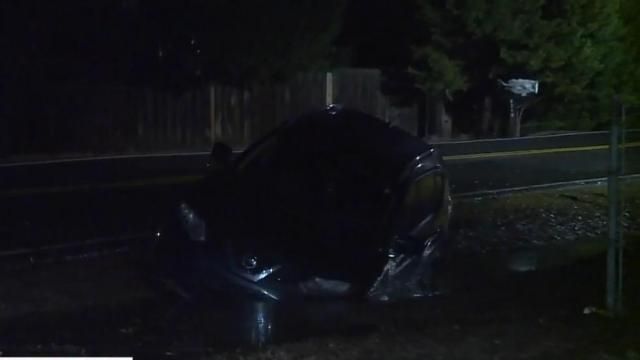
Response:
3,69,393,157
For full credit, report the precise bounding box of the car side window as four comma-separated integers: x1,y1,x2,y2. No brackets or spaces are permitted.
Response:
403,172,442,227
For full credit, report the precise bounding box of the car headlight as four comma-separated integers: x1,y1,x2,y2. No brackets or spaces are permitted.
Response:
178,202,206,242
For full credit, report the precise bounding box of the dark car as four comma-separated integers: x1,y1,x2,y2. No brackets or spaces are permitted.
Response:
151,105,452,302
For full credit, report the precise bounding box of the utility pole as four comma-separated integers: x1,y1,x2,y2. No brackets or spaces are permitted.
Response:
606,98,624,315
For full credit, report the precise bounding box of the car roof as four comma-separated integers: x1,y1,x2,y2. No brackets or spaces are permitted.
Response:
281,106,433,181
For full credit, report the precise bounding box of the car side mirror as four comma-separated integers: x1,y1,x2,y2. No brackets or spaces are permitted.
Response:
207,142,233,170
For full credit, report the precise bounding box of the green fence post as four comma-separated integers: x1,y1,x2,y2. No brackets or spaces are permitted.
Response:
606,98,624,315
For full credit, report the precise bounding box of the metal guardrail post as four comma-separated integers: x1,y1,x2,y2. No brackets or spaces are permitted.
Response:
606,99,624,315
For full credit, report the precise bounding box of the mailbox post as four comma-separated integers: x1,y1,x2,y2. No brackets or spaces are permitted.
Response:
499,79,539,137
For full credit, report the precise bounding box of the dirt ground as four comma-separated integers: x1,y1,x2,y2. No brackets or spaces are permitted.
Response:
0,182,639,359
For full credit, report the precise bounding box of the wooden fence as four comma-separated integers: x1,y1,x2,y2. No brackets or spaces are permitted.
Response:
1,68,394,157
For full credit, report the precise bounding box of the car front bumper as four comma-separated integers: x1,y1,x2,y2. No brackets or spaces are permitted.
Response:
154,226,448,303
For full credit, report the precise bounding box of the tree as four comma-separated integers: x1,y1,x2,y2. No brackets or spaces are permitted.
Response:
409,0,626,137
130,0,346,88
459,0,551,137
1,0,345,88
0,0,347,155
618,0,640,127
620,0,640,112
411,0,552,137
536,0,625,129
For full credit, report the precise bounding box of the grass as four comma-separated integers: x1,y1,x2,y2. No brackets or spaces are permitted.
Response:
452,182,640,255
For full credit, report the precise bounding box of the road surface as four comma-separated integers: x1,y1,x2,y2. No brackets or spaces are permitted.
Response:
1,131,639,255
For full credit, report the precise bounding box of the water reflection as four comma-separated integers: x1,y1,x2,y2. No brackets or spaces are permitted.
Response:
239,299,371,347
159,298,370,351
248,301,273,347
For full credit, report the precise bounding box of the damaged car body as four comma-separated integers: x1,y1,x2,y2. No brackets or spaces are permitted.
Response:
152,105,452,302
